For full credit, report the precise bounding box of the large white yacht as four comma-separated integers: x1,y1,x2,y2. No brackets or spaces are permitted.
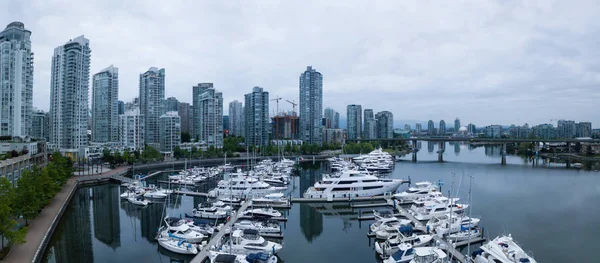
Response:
410,196,469,221
208,176,287,198
473,235,537,263
220,229,283,254
303,169,404,199
394,181,439,201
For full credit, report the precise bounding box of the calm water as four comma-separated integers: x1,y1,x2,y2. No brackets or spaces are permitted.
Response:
43,143,600,263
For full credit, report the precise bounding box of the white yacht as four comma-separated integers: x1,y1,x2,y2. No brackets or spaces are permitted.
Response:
234,220,281,234
375,233,434,258
127,196,148,206
220,229,283,254
383,243,415,263
157,237,199,255
253,193,289,206
209,252,245,263
473,235,537,263
447,227,482,242
410,197,468,221
191,202,231,219
158,217,205,243
242,207,282,219
425,213,480,234
434,215,481,236
143,189,168,199
303,169,404,199
409,247,448,263
394,181,438,201
370,216,412,234
208,177,287,198
245,252,278,263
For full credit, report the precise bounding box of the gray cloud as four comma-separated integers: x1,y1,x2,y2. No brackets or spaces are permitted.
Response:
2,0,599,127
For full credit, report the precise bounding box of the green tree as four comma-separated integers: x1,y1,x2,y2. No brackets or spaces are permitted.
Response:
13,169,40,226
102,148,113,164
0,177,16,250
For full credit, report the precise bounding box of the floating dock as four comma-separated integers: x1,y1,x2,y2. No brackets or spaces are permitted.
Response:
291,195,392,203
173,190,210,197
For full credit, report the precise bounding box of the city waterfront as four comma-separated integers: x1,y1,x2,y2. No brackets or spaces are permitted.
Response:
42,143,600,263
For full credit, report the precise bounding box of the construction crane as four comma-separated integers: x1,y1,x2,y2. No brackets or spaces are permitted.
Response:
286,100,298,140
271,96,282,140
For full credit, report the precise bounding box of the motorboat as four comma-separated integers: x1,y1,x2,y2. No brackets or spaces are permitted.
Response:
410,197,469,221
409,192,445,211
303,169,404,199
246,252,278,263
185,219,217,236
120,191,136,199
191,201,233,219
143,189,168,199
473,235,537,263
383,243,415,263
394,181,438,201
157,237,199,255
376,224,415,240
242,207,282,218
208,177,287,199
127,196,149,206
447,227,482,242
220,229,283,254
433,215,480,236
375,233,434,258
408,246,448,263
253,193,289,206
209,252,245,263
370,216,412,234
158,217,205,243
234,220,281,234
374,210,396,221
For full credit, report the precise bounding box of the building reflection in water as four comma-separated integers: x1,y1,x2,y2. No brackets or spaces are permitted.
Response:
141,201,166,243
427,141,434,153
298,163,324,242
92,184,121,249
416,141,422,150
485,145,500,156
52,188,94,263
454,143,460,156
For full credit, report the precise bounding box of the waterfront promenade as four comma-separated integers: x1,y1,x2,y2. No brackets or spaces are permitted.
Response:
3,166,129,263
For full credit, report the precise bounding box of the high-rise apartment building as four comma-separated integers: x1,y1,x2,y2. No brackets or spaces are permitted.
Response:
31,109,49,141
228,100,243,137
439,120,446,135
0,22,33,137
49,35,91,154
159,111,181,153
119,108,144,151
91,65,119,143
178,102,193,134
244,86,269,146
576,122,592,138
363,109,376,139
193,83,223,147
164,97,179,113
557,119,576,138
139,67,165,148
454,118,460,134
299,66,323,145
415,123,422,135
467,123,476,135
323,108,339,129
375,111,393,139
346,104,362,139
427,120,435,135
118,100,124,115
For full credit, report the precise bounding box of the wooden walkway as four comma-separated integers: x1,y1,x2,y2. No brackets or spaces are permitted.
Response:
190,201,252,263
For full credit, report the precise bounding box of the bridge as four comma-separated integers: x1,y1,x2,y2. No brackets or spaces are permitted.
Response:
346,137,600,165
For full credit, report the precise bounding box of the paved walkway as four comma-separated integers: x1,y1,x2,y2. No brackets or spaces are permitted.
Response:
4,166,129,263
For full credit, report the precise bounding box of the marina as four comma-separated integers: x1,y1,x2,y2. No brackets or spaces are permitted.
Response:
40,144,600,263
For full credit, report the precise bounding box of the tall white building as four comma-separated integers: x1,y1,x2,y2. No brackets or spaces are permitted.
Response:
228,100,243,137
139,67,165,148
299,66,323,145
49,35,91,155
363,109,375,139
193,83,223,147
119,108,144,151
92,65,119,143
159,111,181,153
244,86,269,146
346,104,362,139
0,22,33,137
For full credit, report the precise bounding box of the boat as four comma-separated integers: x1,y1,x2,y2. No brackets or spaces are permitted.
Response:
303,169,404,199
473,235,537,263
143,189,168,199
394,181,438,201
208,177,287,199
408,246,448,263
252,193,289,206
376,224,415,240
374,210,397,221
242,207,282,219
410,197,469,221
157,237,199,255
220,229,283,254
158,217,205,243
433,215,480,236
246,252,278,263
209,252,245,263
447,227,482,242
127,196,149,206
234,220,281,234
383,243,415,263
191,201,233,219
375,233,434,258
370,216,412,234
120,191,136,199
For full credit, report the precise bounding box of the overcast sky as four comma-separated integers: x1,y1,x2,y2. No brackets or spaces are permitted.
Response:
3,0,599,127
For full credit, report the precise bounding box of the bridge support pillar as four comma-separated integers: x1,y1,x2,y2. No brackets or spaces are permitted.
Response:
438,142,444,162
501,143,507,165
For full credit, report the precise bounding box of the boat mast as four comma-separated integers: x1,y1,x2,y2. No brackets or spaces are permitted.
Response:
467,174,474,259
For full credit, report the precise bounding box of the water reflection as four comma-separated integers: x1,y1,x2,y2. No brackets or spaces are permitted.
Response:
454,144,460,156
427,141,434,153
92,184,121,249
50,189,94,263
299,204,323,242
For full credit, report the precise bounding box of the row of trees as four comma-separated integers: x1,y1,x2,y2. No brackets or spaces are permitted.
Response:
0,153,74,255
102,146,163,166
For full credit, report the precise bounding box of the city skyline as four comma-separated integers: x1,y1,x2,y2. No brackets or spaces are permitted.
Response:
2,1,599,126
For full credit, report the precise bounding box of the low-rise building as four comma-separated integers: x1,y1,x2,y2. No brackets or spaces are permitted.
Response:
0,140,48,186
322,128,344,145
